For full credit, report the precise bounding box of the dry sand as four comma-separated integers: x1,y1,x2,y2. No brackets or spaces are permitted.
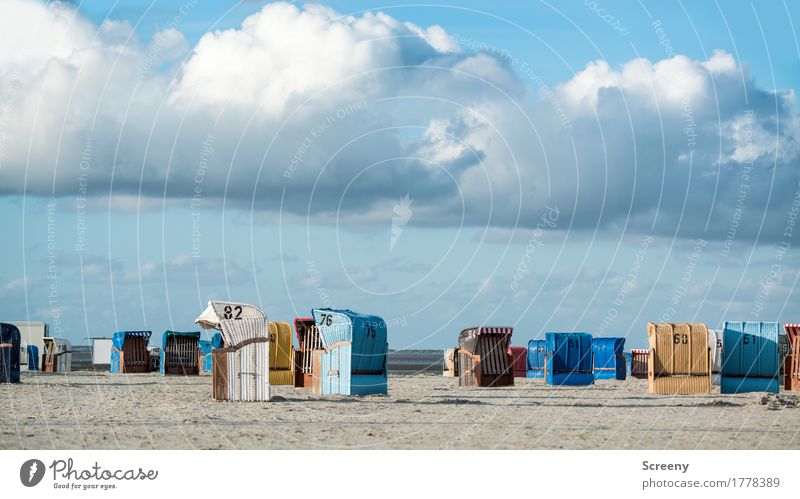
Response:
1,372,797,449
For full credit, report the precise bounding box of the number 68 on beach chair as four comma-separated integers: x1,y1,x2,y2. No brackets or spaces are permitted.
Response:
195,301,270,401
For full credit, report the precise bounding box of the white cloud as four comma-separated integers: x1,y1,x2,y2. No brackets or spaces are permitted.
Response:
0,0,798,242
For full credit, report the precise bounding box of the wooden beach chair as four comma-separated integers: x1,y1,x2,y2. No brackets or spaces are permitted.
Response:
443,347,459,377
630,349,649,379
159,331,201,375
110,331,152,373
293,318,321,388
457,326,514,387
508,346,527,378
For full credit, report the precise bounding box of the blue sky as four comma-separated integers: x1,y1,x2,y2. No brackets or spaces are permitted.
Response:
1,0,799,349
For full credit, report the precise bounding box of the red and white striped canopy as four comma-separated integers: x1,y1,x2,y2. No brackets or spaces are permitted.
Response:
785,324,800,340
477,326,513,336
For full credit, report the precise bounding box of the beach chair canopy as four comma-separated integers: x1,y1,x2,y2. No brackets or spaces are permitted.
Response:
294,317,315,344
312,308,387,372
648,323,709,376
160,331,201,350
722,321,779,378
592,337,624,367
547,332,593,373
195,301,268,345
458,326,513,355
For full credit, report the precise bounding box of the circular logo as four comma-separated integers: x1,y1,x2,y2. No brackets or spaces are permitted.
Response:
20,459,45,487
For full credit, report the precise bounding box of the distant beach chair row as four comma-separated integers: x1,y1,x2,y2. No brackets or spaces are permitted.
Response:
442,321,798,395
443,327,621,387
2,318,798,400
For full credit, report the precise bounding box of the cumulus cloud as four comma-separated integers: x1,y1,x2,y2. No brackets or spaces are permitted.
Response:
0,0,798,241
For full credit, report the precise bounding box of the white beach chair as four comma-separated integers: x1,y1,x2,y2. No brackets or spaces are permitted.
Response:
195,301,270,401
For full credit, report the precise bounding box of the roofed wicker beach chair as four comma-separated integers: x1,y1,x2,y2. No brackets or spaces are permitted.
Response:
0,323,21,383
110,331,152,373
268,321,294,385
457,326,514,387
199,332,223,374
159,331,201,375
41,337,72,373
196,301,270,401
293,317,320,388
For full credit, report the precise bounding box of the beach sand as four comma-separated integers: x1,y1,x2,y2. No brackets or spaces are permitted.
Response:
1,372,797,449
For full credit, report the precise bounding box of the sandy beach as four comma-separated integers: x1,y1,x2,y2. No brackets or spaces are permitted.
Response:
1,372,797,450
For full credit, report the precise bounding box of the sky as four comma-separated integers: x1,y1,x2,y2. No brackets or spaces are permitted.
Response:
0,0,798,350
